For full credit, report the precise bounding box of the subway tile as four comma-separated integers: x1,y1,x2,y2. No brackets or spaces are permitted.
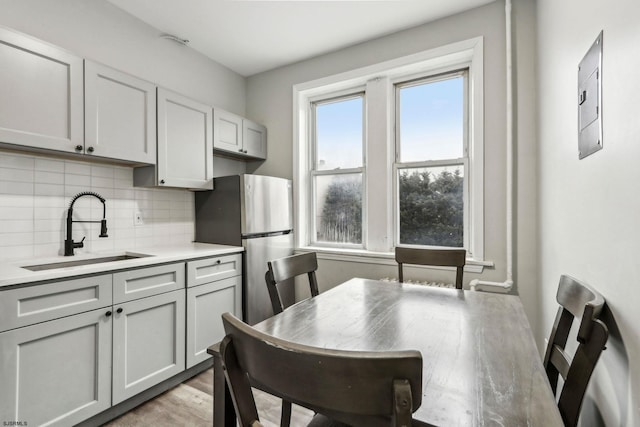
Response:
34,231,61,245
0,232,34,246
134,236,154,249
0,207,33,220
114,188,135,199
0,195,33,208
0,245,33,261
114,167,133,181
35,219,63,232
35,183,65,197
0,168,34,182
65,173,92,187
35,170,64,185
153,199,171,210
113,238,136,251
65,161,91,176
34,243,62,258
35,158,64,173
0,154,34,170
0,220,34,233
34,195,66,208
91,176,114,189
91,165,114,178
0,181,34,195
34,206,65,220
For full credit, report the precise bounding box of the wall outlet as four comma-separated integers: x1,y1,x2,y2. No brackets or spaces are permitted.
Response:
134,211,143,226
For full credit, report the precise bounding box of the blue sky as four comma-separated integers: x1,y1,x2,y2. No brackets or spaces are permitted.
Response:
315,76,463,169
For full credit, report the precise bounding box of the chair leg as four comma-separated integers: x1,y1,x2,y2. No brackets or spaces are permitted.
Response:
280,400,292,427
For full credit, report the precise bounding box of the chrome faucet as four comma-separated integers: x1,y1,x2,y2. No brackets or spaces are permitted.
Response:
65,191,108,256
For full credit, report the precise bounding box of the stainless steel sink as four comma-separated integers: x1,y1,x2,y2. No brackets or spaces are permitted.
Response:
22,253,152,271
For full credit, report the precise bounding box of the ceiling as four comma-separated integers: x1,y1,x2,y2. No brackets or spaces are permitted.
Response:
107,0,495,77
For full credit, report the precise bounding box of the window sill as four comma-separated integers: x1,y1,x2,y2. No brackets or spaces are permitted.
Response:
296,246,493,274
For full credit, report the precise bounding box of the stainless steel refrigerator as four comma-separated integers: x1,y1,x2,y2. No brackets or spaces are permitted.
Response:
194,174,294,325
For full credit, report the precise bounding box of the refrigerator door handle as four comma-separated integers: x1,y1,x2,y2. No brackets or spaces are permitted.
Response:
242,230,292,240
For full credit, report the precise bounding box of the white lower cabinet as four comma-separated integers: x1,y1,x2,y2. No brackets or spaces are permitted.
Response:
112,289,186,404
186,275,242,368
0,252,242,425
0,308,112,427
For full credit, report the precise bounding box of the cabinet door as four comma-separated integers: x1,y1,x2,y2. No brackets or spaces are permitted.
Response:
0,309,112,427
243,119,267,159
213,108,243,155
112,289,186,404
157,88,213,189
85,60,156,164
186,276,242,368
0,27,83,153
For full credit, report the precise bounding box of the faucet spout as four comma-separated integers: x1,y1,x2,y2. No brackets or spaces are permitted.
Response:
65,191,108,256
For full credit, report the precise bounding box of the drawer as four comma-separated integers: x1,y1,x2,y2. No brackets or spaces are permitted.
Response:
0,275,113,332
187,253,242,287
113,262,185,304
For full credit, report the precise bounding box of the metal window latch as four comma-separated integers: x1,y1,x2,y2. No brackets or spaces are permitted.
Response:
579,90,587,105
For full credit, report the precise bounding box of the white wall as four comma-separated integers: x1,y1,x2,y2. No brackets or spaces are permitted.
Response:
537,0,640,425
247,1,541,336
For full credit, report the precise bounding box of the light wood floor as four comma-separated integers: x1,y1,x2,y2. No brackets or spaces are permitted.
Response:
104,368,314,426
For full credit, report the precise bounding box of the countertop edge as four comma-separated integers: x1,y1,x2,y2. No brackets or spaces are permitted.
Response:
0,243,244,289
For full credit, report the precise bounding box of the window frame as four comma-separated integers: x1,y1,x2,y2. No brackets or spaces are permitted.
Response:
393,69,470,251
293,37,485,264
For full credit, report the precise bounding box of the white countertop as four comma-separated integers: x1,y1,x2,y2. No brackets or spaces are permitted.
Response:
0,243,244,289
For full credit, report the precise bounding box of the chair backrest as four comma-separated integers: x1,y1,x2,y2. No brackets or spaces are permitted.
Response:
543,275,608,427
220,312,423,427
395,247,466,289
265,252,319,314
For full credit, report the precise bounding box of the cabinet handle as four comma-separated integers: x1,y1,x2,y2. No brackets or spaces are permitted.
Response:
105,310,112,317
75,145,83,152
160,179,165,184
87,146,95,153
243,150,248,153
216,259,221,264
116,307,123,314
238,149,243,152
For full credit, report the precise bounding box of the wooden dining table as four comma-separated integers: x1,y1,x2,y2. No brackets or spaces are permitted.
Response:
208,277,563,426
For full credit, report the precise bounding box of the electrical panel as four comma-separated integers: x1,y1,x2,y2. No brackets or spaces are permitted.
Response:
578,31,603,159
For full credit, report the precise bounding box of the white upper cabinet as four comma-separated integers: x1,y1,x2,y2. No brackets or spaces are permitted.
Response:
243,119,267,159
214,108,267,160
152,87,213,190
84,61,156,164
0,27,83,153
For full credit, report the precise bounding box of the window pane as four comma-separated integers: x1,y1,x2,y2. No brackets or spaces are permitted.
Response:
315,174,362,244
315,96,363,170
398,76,464,162
398,165,463,247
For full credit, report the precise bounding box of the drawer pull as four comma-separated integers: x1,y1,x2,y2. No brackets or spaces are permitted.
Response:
106,310,112,317
116,307,123,314
216,260,221,264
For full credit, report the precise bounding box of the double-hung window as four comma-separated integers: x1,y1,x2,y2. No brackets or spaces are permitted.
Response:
310,93,365,247
395,71,468,249
294,38,484,261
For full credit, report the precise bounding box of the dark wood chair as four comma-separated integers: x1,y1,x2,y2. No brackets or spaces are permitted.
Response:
265,252,319,315
543,274,609,427
395,247,466,289
220,312,423,427
264,252,320,426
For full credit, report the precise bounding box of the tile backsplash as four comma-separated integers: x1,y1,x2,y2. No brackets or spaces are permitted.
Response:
0,151,195,262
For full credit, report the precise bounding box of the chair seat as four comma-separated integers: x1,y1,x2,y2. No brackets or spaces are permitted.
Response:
307,414,351,427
